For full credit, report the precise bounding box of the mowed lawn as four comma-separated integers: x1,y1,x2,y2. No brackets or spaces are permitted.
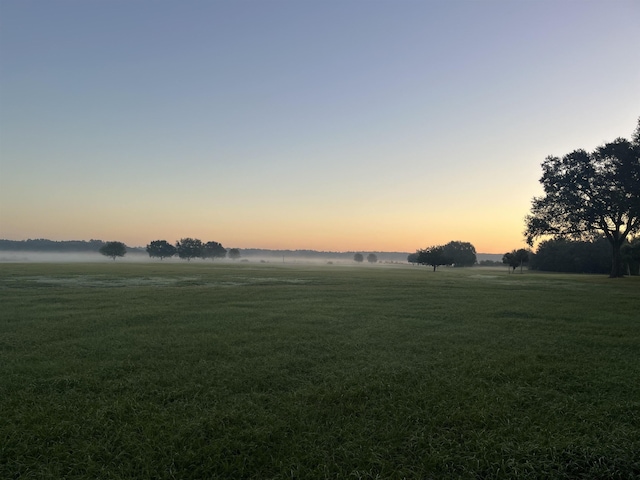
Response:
1,262,639,479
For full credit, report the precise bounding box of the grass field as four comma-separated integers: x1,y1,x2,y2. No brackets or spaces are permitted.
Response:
1,262,639,479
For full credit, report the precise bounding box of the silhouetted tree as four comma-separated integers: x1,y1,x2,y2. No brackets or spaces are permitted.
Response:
442,241,477,267
202,241,226,261
416,245,451,271
525,120,640,277
146,240,176,260
176,238,203,261
354,253,363,263
367,253,378,264
99,241,126,260
502,248,530,273
407,252,419,264
228,248,241,260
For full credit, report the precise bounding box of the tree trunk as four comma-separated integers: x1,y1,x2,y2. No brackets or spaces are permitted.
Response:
610,241,624,278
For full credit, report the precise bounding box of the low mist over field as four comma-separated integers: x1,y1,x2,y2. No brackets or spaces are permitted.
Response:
0,248,504,265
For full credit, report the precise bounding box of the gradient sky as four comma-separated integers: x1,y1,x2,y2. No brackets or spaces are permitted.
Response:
1,1,639,253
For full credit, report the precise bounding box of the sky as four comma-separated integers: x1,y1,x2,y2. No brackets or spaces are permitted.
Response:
1,0,639,253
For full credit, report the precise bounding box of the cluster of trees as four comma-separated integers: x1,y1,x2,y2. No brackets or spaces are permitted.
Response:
97,238,242,262
353,253,378,263
502,249,530,273
525,118,640,277
146,239,240,261
407,241,477,271
525,237,640,275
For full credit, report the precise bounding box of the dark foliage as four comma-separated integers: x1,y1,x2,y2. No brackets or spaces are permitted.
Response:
0,239,105,252
503,248,530,273
407,252,419,264
529,238,610,274
442,241,477,267
175,238,203,261
416,246,451,271
202,241,227,261
621,237,640,275
99,241,127,260
146,240,177,260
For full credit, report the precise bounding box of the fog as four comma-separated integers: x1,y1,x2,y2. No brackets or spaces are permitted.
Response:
0,251,153,263
0,250,504,265
0,251,409,265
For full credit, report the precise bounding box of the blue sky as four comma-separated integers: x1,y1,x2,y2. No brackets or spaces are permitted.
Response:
1,0,639,252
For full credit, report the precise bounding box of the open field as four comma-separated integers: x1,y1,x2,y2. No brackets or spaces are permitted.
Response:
1,263,639,479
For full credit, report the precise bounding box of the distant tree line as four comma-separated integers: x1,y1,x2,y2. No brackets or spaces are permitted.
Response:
0,239,410,263
0,239,108,252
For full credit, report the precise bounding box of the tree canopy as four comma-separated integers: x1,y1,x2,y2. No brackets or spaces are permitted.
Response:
202,241,227,261
442,241,477,267
228,248,241,260
416,246,451,271
525,119,640,277
99,241,126,260
502,248,530,273
176,238,203,261
367,253,378,264
146,240,176,260
354,253,363,263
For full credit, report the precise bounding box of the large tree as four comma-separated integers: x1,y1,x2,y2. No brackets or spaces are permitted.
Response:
367,253,378,264
442,241,477,267
354,253,363,263
228,248,241,261
176,238,203,261
99,241,126,260
416,245,451,271
525,121,640,278
202,241,227,261
146,240,177,260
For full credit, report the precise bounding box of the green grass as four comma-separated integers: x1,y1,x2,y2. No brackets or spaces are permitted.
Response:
1,262,639,479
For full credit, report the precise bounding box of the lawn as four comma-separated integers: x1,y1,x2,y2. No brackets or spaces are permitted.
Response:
1,262,639,479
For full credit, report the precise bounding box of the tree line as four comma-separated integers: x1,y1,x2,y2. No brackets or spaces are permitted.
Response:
506,237,640,275
0,239,109,252
97,238,240,261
